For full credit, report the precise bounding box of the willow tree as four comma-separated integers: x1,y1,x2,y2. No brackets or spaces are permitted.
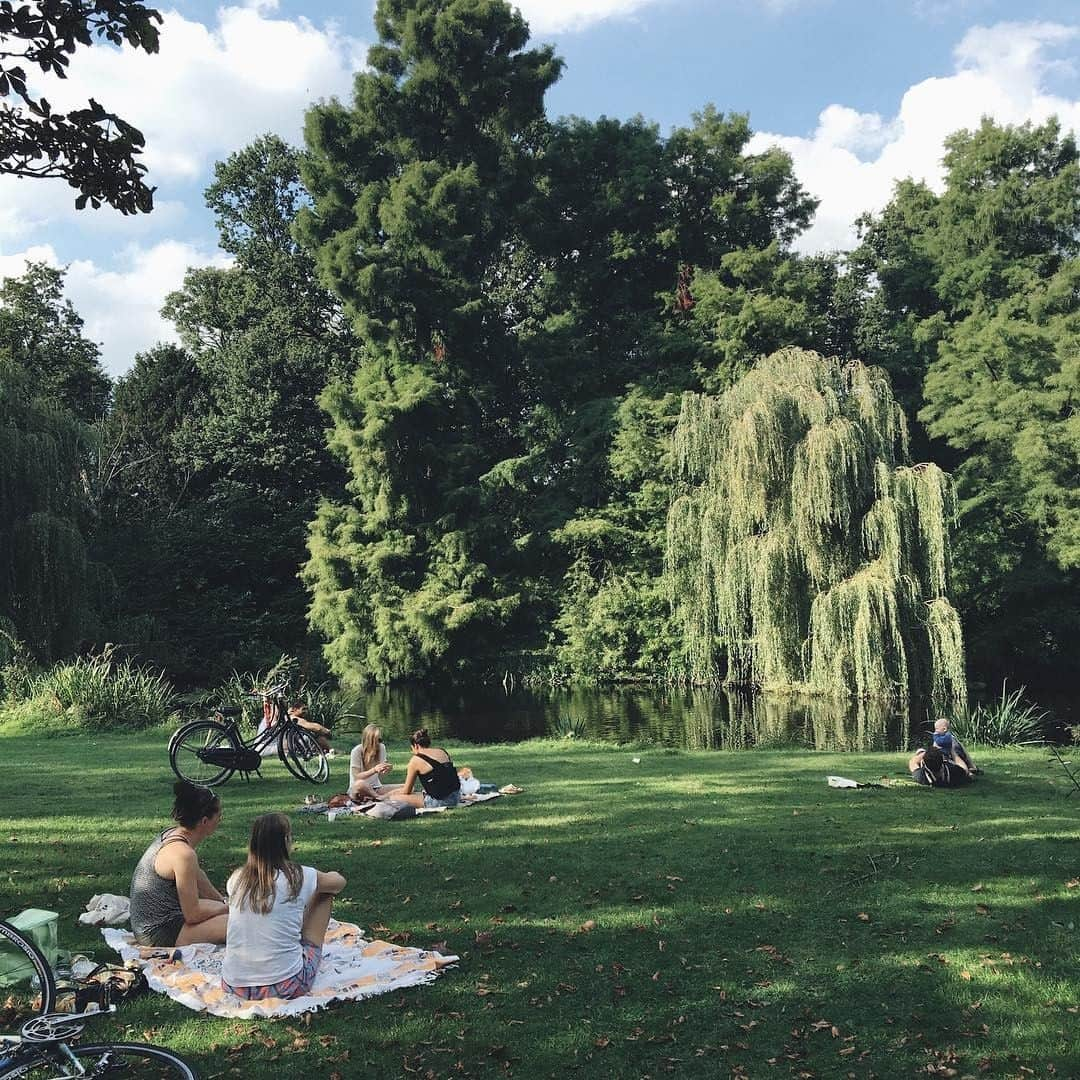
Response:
0,360,99,661
665,347,966,716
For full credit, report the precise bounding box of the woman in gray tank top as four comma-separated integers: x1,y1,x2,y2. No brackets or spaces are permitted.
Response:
129,781,229,947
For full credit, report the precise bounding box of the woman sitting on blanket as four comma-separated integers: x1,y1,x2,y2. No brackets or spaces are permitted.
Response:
221,813,346,1001
393,728,462,809
129,781,229,947
349,723,397,801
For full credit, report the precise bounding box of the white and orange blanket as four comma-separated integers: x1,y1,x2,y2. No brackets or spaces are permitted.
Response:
101,920,458,1019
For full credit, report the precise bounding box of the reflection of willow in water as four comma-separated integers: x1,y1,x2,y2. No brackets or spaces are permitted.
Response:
341,683,914,751
723,692,901,751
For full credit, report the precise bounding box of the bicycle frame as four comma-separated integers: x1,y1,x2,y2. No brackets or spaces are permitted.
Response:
169,683,329,786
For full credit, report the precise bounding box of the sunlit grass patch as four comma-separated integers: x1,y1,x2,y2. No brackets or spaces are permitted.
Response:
1,732,1078,1077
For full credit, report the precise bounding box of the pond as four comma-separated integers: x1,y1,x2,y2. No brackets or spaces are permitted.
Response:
338,683,933,752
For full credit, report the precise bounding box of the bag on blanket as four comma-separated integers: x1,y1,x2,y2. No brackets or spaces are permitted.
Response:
365,800,416,821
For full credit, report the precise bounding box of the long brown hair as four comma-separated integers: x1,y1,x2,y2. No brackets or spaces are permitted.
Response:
360,723,383,770
229,813,303,915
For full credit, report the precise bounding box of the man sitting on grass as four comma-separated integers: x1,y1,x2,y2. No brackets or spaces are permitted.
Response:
909,746,971,788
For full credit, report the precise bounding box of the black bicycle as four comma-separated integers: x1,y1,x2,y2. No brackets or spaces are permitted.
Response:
168,683,329,786
0,922,195,1078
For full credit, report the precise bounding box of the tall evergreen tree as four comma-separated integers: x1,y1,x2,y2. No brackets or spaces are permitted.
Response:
300,0,561,683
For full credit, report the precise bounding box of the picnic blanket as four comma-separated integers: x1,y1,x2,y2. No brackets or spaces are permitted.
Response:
301,786,518,821
101,920,458,1019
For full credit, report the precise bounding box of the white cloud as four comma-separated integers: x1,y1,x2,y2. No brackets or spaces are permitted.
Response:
0,242,231,377
749,21,1080,253
516,0,664,35
1,3,365,375
35,4,366,182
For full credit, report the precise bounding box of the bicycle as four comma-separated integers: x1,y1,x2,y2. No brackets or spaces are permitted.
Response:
0,922,195,1078
168,683,329,787
0,1005,195,1078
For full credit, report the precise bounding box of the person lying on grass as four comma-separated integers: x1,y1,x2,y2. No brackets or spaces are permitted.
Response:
909,746,972,787
349,723,397,801
932,718,979,774
288,702,334,755
392,728,463,809
221,812,346,1001
129,780,229,947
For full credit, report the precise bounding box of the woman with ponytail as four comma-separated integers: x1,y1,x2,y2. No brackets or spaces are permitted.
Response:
129,781,228,946
221,813,345,1000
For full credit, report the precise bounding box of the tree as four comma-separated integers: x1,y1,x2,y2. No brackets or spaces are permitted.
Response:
537,109,823,677
0,262,111,421
0,358,101,661
300,0,561,684
666,348,967,718
853,118,1080,690
99,137,351,682
1,0,161,213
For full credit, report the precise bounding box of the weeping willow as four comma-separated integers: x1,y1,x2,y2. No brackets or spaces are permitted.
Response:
0,361,98,661
664,348,967,717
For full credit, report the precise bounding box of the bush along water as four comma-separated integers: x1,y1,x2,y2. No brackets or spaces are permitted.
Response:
948,682,1049,747
0,644,176,732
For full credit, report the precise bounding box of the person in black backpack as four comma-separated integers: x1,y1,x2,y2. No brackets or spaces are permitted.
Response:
909,746,972,788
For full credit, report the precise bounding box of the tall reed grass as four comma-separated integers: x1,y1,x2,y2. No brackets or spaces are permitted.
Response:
1,647,176,732
949,682,1049,747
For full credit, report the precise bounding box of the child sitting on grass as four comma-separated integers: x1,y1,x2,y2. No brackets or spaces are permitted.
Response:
932,718,978,774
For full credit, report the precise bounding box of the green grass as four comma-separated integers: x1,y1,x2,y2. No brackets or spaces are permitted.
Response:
2,731,1078,1078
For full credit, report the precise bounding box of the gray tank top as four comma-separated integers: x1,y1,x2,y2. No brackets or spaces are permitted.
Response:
129,830,188,944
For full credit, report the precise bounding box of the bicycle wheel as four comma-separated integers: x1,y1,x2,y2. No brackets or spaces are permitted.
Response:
168,721,235,786
0,1042,196,1078
0,922,55,1026
279,727,329,784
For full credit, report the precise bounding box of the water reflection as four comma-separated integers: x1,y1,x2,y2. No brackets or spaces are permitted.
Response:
341,683,919,751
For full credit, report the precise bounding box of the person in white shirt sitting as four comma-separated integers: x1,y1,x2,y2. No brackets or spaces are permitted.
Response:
221,813,345,1001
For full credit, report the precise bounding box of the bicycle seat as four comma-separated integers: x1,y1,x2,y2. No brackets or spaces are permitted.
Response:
216,707,242,717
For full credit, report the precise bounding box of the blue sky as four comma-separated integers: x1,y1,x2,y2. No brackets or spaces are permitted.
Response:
2,0,1079,374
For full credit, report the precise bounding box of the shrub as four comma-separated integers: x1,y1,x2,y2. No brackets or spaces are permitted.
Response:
948,682,1049,747
0,646,176,732
553,715,587,740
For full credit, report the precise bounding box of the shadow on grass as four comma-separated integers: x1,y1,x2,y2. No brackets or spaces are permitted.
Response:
1,734,1078,1077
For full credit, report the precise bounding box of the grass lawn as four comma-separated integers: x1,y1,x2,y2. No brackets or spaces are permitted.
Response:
1,730,1078,1078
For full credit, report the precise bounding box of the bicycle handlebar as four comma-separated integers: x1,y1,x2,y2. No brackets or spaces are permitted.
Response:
250,683,289,699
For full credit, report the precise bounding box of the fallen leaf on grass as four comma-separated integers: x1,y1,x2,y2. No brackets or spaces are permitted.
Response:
857,912,871,922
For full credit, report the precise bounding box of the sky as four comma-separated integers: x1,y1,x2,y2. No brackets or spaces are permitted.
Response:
2,0,1080,376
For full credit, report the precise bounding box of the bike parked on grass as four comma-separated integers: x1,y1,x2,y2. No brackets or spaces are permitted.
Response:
0,921,195,1078
168,683,329,787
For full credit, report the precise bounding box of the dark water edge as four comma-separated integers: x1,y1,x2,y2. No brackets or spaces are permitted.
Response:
339,683,945,752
